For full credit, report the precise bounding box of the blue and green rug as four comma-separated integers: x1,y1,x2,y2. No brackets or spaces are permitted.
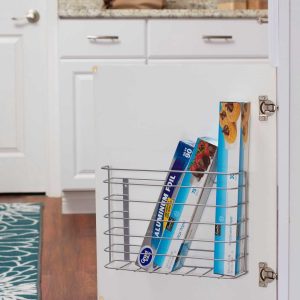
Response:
0,203,42,300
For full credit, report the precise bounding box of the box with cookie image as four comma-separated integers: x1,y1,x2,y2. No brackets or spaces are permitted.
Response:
214,102,250,276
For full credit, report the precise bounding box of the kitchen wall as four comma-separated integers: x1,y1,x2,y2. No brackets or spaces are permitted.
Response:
58,0,218,10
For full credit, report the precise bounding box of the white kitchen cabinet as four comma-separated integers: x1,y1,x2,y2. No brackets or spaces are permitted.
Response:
59,20,147,200
60,60,146,192
59,19,268,213
95,63,277,300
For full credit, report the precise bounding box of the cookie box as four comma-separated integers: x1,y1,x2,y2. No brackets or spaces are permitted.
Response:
214,102,250,276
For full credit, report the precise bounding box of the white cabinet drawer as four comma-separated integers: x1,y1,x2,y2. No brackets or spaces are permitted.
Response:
59,20,146,58
148,20,268,58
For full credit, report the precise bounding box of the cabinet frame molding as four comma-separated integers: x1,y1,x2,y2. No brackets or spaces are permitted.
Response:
275,0,290,299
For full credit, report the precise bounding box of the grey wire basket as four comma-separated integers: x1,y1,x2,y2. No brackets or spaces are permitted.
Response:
101,165,248,279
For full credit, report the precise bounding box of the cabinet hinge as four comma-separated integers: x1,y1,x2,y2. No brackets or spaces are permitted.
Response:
259,96,279,121
259,262,278,287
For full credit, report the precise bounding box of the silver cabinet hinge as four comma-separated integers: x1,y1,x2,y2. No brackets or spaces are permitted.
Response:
259,262,278,287
259,96,278,121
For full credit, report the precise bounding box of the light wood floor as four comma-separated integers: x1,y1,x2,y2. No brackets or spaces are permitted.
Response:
0,195,97,300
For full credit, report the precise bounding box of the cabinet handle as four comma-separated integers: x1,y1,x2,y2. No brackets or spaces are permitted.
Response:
202,35,233,41
87,35,119,41
257,17,268,24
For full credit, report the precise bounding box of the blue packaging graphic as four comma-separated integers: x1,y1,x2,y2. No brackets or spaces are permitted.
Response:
235,103,250,275
214,102,250,276
173,151,217,271
154,137,217,272
136,140,194,271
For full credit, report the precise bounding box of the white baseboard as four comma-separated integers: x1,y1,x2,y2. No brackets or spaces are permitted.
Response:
62,190,95,214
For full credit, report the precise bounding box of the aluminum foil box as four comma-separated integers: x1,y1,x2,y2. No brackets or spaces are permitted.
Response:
136,140,194,271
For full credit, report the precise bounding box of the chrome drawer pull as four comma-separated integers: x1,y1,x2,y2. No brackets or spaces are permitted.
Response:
87,35,119,41
203,35,233,41
257,17,268,24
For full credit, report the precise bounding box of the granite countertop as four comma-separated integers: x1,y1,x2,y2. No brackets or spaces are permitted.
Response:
58,0,268,19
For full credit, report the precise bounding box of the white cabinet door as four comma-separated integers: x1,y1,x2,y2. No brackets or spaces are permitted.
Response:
0,1,47,192
95,63,277,300
60,60,146,190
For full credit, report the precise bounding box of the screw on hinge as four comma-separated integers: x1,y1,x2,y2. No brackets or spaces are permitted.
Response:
259,262,278,287
259,96,278,121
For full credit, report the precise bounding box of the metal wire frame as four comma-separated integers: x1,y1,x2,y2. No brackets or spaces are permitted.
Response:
104,260,248,279
104,211,248,226
102,165,248,279
104,226,248,244
103,177,245,190
104,194,248,209
101,165,245,176
104,243,248,263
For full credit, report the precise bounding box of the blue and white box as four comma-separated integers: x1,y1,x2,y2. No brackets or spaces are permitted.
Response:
136,140,194,271
154,137,218,272
214,102,250,276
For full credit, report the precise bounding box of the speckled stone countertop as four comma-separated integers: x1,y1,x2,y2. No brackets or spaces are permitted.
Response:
58,0,268,18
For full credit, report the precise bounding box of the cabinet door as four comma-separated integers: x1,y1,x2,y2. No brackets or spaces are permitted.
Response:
95,63,277,300
60,60,146,190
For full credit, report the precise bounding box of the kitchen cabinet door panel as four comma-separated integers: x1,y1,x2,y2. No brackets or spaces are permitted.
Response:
95,63,277,300
60,60,146,190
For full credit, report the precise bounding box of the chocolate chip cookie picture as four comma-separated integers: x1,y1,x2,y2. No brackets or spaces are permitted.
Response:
241,103,250,144
242,103,250,125
222,121,237,144
219,108,228,129
223,102,241,123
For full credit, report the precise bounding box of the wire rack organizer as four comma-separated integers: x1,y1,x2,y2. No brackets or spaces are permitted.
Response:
101,165,248,279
